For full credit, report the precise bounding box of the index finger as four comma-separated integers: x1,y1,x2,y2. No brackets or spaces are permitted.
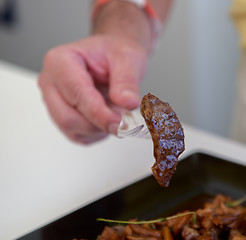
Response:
55,49,122,134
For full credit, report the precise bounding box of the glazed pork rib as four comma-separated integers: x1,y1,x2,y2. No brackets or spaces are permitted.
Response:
140,93,185,187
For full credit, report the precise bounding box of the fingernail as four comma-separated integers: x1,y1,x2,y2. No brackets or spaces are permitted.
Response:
121,90,140,105
122,89,139,99
108,123,120,135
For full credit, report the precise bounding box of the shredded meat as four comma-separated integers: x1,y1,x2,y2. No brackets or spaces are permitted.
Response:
140,93,185,187
96,194,246,240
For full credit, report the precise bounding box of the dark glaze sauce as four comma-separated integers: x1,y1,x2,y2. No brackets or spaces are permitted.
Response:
140,93,185,187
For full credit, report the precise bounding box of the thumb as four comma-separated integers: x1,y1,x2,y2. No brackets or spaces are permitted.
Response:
109,51,147,110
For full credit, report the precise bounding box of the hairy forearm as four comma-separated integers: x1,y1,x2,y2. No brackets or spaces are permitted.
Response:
91,0,173,53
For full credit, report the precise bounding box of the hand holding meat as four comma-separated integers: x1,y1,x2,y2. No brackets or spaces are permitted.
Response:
38,0,172,144
38,35,147,144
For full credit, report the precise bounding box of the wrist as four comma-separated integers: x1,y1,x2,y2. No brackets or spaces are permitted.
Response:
91,0,153,54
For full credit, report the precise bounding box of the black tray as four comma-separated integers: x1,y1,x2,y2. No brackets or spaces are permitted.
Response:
17,152,246,240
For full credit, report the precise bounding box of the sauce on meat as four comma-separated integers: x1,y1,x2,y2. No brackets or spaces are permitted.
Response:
140,93,185,187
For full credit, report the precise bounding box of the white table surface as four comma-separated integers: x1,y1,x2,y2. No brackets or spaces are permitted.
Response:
1,60,246,240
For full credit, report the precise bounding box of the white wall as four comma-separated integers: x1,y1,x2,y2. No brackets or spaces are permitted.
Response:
190,0,239,136
141,0,239,137
141,0,194,126
0,0,240,138
0,0,90,71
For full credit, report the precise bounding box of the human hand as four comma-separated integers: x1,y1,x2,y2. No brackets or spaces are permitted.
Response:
38,35,148,144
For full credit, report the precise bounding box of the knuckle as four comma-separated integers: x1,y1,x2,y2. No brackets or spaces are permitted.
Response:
90,108,106,130
118,73,138,84
43,48,57,67
66,81,83,106
89,107,108,131
43,45,67,68
90,104,100,117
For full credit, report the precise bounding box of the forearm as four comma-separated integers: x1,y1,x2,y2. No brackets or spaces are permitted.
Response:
91,0,173,53
150,0,173,23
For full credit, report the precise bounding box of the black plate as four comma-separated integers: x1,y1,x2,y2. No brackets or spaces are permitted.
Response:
17,152,246,240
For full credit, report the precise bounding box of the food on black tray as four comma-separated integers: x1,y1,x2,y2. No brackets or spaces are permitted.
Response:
140,93,185,187
96,194,246,240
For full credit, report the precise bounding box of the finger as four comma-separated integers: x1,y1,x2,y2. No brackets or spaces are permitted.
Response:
39,78,108,142
108,48,147,109
55,51,121,134
85,54,109,85
68,132,108,145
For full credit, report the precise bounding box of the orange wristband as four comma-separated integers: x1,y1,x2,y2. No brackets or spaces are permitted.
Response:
91,0,162,51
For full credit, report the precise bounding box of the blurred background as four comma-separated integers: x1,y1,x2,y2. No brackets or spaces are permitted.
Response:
0,0,240,139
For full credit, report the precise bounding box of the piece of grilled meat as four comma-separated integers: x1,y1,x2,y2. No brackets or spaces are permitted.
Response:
140,93,185,187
